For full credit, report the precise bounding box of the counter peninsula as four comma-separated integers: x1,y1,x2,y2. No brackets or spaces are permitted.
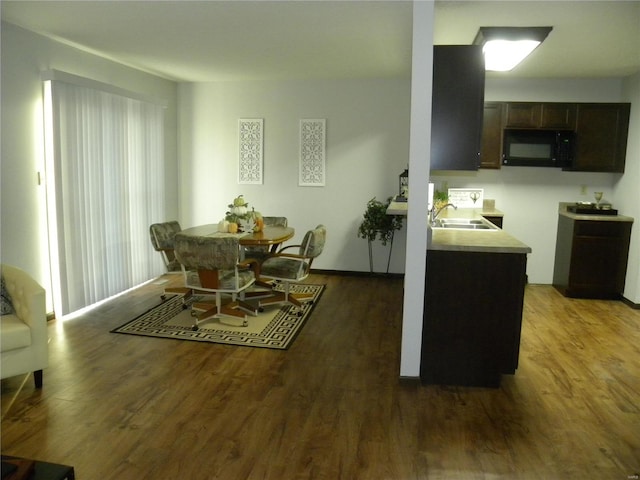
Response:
388,201,532,387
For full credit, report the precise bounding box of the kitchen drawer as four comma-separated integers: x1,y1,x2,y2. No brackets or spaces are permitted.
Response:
574,221,625,237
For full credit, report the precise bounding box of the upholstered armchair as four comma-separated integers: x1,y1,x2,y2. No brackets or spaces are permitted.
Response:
259,224,326,310
1,264,48,388
173,233,260,329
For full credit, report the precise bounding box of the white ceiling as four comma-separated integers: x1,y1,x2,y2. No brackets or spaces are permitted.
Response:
2,0,639,83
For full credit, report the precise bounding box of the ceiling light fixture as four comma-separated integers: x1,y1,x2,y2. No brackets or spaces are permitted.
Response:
473,26,553,71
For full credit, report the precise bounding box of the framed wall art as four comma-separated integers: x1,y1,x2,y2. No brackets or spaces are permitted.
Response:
299,119,326,187
238,118,263,184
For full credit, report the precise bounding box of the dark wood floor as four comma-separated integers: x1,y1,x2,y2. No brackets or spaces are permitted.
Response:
2,273,639,479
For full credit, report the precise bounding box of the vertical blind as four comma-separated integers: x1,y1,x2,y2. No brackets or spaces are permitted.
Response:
45,78,166,316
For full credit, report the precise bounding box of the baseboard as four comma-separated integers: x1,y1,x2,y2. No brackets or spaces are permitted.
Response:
621,296,640,309
399,376,421,386
310,268,404,279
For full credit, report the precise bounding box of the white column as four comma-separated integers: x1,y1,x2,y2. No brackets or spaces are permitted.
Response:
400,0,435,378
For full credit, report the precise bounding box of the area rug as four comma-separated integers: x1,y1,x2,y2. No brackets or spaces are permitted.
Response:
111,284,324,350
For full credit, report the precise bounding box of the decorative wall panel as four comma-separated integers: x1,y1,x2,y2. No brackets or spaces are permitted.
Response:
238,118,263,184
299,119,326,186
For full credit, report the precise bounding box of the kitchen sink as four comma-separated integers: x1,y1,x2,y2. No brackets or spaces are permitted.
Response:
431,217,499,231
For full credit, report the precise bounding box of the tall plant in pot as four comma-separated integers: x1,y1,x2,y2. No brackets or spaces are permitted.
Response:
357,197,404,274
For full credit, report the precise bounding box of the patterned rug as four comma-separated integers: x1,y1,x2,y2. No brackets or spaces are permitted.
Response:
111,284,324,350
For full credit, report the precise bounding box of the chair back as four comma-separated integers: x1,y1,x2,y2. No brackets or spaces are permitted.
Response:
263,216,288,227
174,233,255,293
149,221,182,271
243,216,288,261
149,221,181,251
174,234,241,271
299,224,326,260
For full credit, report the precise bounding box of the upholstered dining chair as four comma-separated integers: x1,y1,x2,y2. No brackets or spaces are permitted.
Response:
243,216,289,263
258,224,326,311
149,221,193,303
173,233,260,330
149,221,182,272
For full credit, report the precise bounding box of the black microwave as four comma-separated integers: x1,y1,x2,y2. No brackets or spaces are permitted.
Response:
502,129,574,167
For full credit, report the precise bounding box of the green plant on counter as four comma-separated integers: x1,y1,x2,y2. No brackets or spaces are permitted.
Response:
357,197,403,246
357,197,404,274
433,190,449,211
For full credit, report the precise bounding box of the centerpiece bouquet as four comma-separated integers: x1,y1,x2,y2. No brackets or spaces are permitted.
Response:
220,195,264,233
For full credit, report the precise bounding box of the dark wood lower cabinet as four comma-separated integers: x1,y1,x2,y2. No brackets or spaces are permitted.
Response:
421,250,528,388
553,215,633,299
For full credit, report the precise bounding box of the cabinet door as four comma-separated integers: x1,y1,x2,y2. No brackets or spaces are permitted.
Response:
504,103,541,128
479,102,503,169
430,46,485,171
505,102,577,129
570,236,625,295
540,103,576,129
554,217,633,299
573,103,631,172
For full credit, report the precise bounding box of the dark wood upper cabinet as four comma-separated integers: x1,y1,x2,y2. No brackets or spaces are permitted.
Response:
480,101,630,172
541,103,577,129
504,102,576,129
479,102,503,169
504,103,541,128
571,103,631,173
430,45,485,171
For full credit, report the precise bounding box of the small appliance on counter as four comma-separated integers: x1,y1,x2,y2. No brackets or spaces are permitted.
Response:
396,169,409,202
566,201,618,215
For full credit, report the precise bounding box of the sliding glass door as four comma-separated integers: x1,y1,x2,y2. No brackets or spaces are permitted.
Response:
44,75,166,317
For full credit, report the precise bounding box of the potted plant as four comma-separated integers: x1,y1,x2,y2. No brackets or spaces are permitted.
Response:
224,195,264,232
432,189,449,212
357,197,404,274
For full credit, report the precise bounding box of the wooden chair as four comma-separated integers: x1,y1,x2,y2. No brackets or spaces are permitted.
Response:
173,233,260,329
259,225,326,311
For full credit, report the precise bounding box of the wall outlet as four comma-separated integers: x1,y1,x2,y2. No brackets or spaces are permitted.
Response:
580,184,587,195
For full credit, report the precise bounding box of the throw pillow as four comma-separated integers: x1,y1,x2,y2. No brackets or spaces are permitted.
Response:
1,275,15,315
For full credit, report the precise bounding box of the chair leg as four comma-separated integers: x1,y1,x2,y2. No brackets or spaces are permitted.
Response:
161,287,192,306
258,282,313,310
259,290,287,307
34,370,43,389
191,295,249,330
236,299,259,316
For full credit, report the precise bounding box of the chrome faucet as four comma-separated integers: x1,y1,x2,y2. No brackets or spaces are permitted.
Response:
430,203,457,225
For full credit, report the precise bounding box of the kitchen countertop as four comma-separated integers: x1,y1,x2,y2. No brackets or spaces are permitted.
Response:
386,199,504,218
558,202,634,222
428,208,531,254
385,201,530,254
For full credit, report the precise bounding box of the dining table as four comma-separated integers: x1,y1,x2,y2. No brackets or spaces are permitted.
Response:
180,224,295,254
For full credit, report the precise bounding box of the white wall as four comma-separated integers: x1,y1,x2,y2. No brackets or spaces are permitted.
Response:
0,22,179,304
618,72,640,304
431,77,633,286
177,78,411,273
